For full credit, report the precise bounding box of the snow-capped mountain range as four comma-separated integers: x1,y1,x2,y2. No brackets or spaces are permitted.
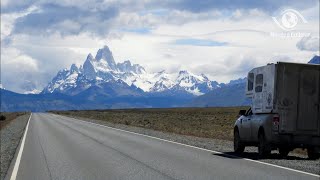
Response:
2,54,318,111
42,46,220,96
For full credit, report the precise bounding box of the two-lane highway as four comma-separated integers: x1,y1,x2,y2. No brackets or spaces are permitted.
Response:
7,113,319,180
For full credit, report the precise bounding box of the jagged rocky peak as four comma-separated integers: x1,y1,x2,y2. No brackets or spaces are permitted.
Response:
117,60,146,74
86,53,94,61
156,70,166,75
228,78,247,85
177,70,193,81
177,70,207,81
179,70,189,75
58,68,69,74
70,64,79,73
151,81,169,92
83,54,94,70
132,64,146,74
83,53,96,79
117,60,132,72
122,60,132,65
201,74,209,81
95,45,117,70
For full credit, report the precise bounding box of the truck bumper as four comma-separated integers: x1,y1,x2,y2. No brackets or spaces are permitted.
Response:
272,134,320,148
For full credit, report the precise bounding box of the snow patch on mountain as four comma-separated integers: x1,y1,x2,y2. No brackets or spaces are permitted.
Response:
42,45,220,96
24,89,42,94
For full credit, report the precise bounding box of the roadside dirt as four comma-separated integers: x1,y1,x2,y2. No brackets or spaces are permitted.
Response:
0,112,28,130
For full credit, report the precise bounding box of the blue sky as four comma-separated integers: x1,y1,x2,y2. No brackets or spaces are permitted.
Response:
174,39,228,46
1,0,319,93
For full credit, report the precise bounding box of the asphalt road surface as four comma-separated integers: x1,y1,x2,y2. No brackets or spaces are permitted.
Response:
6,113,319,180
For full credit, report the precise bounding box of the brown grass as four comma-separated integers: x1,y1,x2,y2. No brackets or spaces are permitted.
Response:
52,107,248,141
0,112,29,130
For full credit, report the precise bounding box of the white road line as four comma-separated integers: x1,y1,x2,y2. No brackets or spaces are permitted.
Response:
53,114,320,178
10,113,32,180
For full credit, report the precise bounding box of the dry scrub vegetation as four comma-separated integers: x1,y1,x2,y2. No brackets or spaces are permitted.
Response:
0,112,28,130
53,107,248,141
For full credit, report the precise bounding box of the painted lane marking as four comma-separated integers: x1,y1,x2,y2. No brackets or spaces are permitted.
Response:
10,113,32,180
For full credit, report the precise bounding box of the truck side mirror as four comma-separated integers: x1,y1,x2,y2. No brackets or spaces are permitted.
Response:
239,110,246,116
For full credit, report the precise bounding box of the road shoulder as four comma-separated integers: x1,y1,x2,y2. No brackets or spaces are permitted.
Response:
0,114,29,180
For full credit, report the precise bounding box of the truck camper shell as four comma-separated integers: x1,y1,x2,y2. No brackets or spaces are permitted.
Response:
246,62,320,135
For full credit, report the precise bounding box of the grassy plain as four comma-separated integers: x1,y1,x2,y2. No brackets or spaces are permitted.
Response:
53,107,249,141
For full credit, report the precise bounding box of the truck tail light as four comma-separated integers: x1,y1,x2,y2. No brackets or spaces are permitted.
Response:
273,115,280,125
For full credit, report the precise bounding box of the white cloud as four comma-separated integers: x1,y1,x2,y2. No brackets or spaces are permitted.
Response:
1,6,38,41
1,48,39,70
108,9,318,81
296,36,320,51
1,0,319,92
0,47,43,93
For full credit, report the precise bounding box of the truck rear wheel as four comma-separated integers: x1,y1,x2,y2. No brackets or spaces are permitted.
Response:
307,148,320,160
234,129,245,154
258,131,271,158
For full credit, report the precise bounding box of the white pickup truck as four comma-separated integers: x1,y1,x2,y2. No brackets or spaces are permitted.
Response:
234,62,320,159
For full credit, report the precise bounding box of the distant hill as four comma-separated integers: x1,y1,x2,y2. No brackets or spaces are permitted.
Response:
0,88,108,112
0,88,193,112
188,82,251,107
308,55,320,64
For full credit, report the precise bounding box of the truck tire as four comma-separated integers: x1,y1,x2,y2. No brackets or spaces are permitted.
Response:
278,148,290,158
258,131,271,158
234,129,245,154
307,148,320,160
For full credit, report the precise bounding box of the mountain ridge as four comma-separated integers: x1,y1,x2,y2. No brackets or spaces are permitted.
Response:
1,54,318,112
42,45,220,96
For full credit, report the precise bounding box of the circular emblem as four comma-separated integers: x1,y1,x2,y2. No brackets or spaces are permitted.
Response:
281,11,299,29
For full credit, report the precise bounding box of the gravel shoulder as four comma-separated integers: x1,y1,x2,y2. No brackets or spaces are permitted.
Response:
57,114,320,175
0,114,29,180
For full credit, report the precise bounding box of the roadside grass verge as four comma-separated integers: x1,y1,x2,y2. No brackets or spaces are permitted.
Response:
0,112,28,130
51,107,248,141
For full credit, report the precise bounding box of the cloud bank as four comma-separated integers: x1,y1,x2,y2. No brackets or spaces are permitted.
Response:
1,0,319,93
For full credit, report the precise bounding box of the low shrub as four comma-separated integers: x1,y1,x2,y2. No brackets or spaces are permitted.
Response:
0,115,6,121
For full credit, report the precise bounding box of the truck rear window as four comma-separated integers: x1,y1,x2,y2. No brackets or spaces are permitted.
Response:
255,74,263,92
248,73,254,91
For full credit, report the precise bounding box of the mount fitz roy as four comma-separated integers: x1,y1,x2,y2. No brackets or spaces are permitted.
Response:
3,46,317,111
0,46,320,112
42,45,220,97
2,45,249,112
